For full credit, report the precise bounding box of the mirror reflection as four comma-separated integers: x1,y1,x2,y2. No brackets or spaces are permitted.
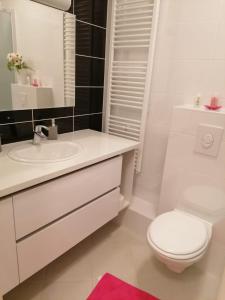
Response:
0,0,75,111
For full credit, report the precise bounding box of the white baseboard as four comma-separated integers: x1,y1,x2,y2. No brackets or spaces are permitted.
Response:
130,196,156,220
115,196,156,238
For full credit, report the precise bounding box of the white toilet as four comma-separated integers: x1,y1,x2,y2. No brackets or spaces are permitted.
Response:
147,209,212,273
145,106,225,273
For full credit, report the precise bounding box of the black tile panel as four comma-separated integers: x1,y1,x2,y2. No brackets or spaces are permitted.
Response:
89,113,102,131
33,107,74,120
34,117,73,134
75,0,108,28
0,110,32,125
76,21,106,58
67,0,74,14
54,117,74,134
76,56,105,86
0,122,33,144
74,113,102,132
93,0,108,28
74,115,89,131
75,0,93,25
75,87,103,115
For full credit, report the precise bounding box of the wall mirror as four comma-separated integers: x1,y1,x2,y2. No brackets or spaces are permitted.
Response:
0,0,75,111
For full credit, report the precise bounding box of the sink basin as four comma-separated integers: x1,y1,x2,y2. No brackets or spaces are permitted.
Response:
8,141,82,163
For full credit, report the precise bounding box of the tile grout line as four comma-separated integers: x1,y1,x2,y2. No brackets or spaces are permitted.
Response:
0,113,103,126
31,109,34,131
76,18,106,30
0,120,33,126
76,86,104,88
73,106,75,131
76,54,105,61
74,112,103,118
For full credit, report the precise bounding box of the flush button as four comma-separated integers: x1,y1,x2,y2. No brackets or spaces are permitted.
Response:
201,133,214,149
195,124,224,157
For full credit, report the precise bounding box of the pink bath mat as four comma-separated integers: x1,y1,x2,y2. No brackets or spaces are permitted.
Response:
87,273,159,300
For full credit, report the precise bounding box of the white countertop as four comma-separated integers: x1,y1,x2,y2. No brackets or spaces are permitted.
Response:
0,130,139,198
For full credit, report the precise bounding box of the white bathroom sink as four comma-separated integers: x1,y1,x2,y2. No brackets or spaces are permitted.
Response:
8,141,82,163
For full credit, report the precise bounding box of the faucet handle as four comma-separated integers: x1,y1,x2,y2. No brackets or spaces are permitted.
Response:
34,125,49,133
33,125,49,140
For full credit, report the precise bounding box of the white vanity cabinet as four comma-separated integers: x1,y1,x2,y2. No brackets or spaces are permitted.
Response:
17,188,120,282
0,198,19,295
13,156,122,240
0,156,124,295
0,130,139,296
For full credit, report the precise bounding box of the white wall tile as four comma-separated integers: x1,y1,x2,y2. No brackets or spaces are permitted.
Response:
153,0,177,61
207,60,225,98
218,0,225,20
134,0,225,208
151,59,172,93
168,60,213,95
214,23,225,60
173,22,217,60
174,0,221,23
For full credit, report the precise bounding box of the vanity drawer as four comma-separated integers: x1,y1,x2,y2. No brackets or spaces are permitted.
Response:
17,188,120,282
0,198,19,295
13,156,122,240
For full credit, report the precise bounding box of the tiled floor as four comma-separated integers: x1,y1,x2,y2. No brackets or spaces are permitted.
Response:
4,222,220,300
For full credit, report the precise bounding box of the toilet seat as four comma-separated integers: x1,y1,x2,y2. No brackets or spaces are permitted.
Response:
147,210,212,260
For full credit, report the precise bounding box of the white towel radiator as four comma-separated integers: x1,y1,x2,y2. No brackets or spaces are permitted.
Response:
105,0,160,172
63,13,75,106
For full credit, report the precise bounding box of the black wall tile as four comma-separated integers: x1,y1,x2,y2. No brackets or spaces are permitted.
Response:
75,0,108,28
75,0,92,24
89,113,102,131
76,56,105,86
0,110,32,124
0,122,33,144
76,21,106,58
93,0,108,28
75,88,103,115
33,107,73,120
34,117,73,134
67,0,74,14
54,117,73,134
74,115,90,131
74,113,102,132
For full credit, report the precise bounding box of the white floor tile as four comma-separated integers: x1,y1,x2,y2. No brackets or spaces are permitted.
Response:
4,221,220,300
45,244,93,283
41,281,93,300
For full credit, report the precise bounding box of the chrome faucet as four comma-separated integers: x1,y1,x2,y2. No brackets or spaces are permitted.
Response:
33,125,49,145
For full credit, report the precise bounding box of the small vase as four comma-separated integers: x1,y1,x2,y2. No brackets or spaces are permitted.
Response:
16,69,28,85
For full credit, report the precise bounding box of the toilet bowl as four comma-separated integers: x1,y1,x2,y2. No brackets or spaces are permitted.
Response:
147,209,212,273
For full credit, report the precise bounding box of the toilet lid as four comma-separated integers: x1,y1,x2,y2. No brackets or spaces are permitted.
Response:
149,211,208,255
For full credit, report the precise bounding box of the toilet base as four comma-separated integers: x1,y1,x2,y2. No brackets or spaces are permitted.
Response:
153,250,206,274
164,262,189,273
162,259,192,273
155,252,194,273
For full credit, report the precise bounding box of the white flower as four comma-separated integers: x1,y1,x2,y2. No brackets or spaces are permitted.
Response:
7,53,13,62
16,53,22,59
7,52,19,61
7,52,29,71
14,59,21,66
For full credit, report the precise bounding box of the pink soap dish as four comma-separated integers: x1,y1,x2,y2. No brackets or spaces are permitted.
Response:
204,105,222,111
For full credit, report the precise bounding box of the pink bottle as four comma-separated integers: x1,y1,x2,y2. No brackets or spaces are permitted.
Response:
210,96,219,107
